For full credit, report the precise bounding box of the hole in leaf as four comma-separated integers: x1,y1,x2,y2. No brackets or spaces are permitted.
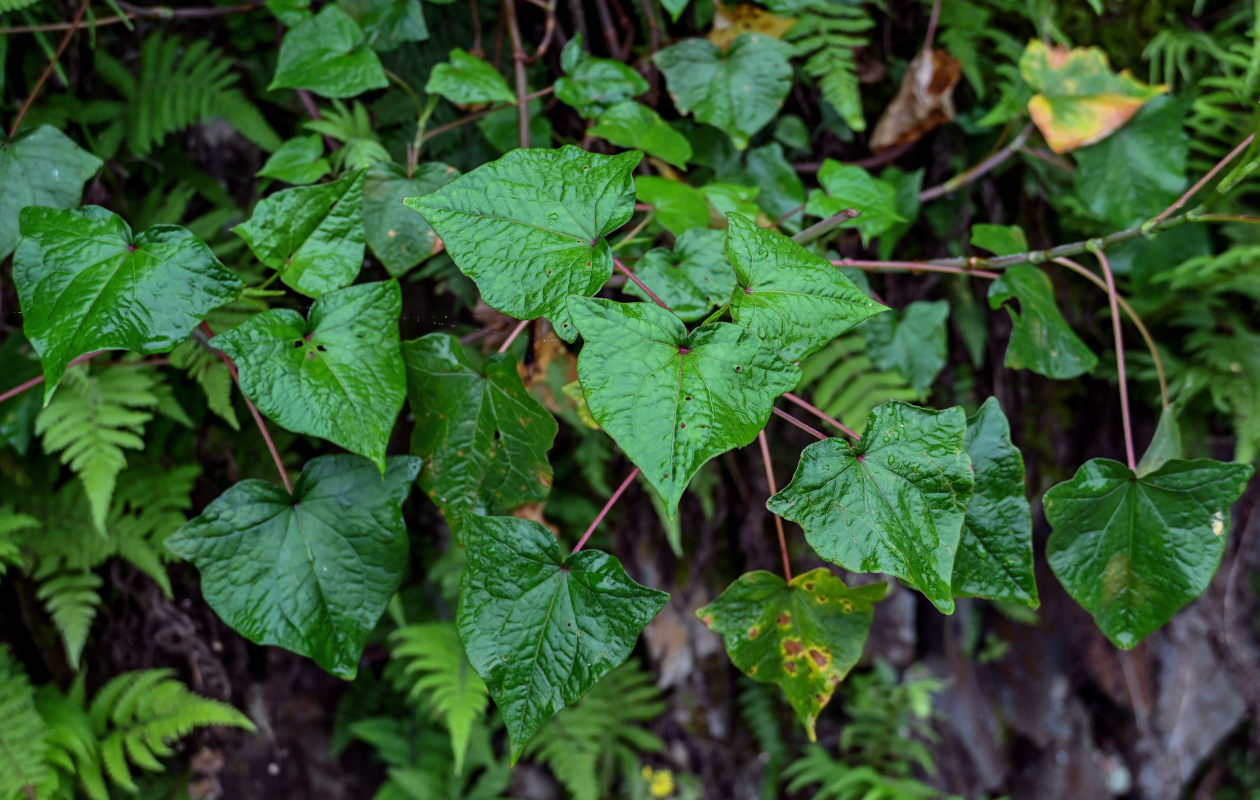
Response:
292,340,303,348
735,365,743,372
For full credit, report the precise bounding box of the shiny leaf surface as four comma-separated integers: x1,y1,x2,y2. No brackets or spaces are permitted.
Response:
0,125,102,259
269,5,389,98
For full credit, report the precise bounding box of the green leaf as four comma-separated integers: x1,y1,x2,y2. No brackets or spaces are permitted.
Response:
338,0,428,51
0,335,45,455
167,455,422,678
364,161,458,277
952,398,1038,607
457,515,668,761
14,206,242,402
556,36,650,119
623,228,733,321
661,0,689,22
1073,95,1187,228
876,166,923,261
1044,458,1253,648
0,125,102,259
402,333,558,532
569,297,800,515
1019,39,1165,154
768,401,973,613
804,160,904,245
987,264,1098,379
257,134,330,185
233,170,365,298
636,175,710,236
589,102,692,169
745,143,806,231
269,5,389,98
697,569,885,740
859,300,950,397
653,34,793,149
970,223,1027,257
726,213,886,361
1137,405,1181,477
425,48,515,105
404,146,641,341
210,281,405,471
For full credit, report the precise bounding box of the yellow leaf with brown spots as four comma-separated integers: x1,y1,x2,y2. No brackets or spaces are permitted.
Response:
1019,39,1165,154
697,568,885,739
708,4,795,50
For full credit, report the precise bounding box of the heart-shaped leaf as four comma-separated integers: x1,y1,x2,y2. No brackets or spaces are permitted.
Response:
210,281,405,471
404,146,641,341
768,401,973,613
589,101,693,169
364,161,458,277
569,297,800,515
258,134,330,185
269,5,389,98
457,515,668,760
623,228,733,321
233,170,365,298
988,264,1098,379
14,206,242,402
1045,458,1253,648
0,125,102,259
952,397,1038,607
803,160,904,245
402,333,558,533
726,213,886,361
425,48,516,105
859,299,950,397
698,569,885,739
167,455,422,678
556,35,650,119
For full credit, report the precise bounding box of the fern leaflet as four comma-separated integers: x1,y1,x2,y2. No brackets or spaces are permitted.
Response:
36,571,104,670
786,3,874,132
0,0,44,11
0,504,38,583
796,335,919,433
0,647,51,800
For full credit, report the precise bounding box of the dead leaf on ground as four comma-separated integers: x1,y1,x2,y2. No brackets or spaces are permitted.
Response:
708,3,795,50
870,48,962,153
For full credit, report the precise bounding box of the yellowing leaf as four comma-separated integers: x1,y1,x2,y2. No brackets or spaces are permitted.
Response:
1019,39,1165,154
708,4,795,50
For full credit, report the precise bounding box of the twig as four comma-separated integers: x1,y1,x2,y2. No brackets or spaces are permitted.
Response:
0,350,103,405
421,87,553,142
792,208,860,245
783,392,859,439
1151,133,1254,225
772,407,827,440
0,1,259,34
833,257,1000,281
572,466,640,553
923,0,942,50
9,0,91,137
1087,247,1135,470
503,0,531,148
757,431,792,581
613,210,655,250
615,257,670,309
918,122,1035,203
200,323,293,494
1051,258,1168,407
525,0,558,62
497,318,531,353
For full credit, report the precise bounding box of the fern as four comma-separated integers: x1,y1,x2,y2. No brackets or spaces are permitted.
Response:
35,365,159,533
350,715,513,800
784,748,939,800
390,622,489,776
0,504,38,582
36,571,104,670
0,647,51,800
786,3,874,132
34,678,110,800
739,679,788,800
0,0,44,11
94,33,280,157
523,660,666,800
796,334,919,433
169,339,240,430
305,100,392,171
89,668,255,793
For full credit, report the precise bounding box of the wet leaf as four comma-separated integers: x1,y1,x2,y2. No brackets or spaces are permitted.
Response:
556,35,650,119
589,102,693,169
624,228,733,321
425,47,515,106
988,264,1098,379
0,125,102,259
269,5,388,98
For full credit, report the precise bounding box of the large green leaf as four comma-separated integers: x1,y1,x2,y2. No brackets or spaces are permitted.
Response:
623,228,733,321
556,35,650,119
364,161,458,277
404,147,641,341
987,264,1098,379
697,569,885,739
270,5,388,98
569,297,800,515
457,515,668,760
167,455,422,678
14,206,242,402
210,281,405,471
1044,458,1253,649
726,213,886,361
402,333,558,533
768,401,973,613
233,170,366,298
589,101,692,169
0,125,102,259
425,48,515,105
952,398,1038,607
804,160,904,245
653,34,793,149
859,299,949,397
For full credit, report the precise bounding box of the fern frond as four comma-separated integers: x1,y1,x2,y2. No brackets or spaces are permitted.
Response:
34,679,110,800
0,0,44,12
739,679,786,800
390,622,488,776
0,646,51,800
108,461,200,595
796,335,919,433
169,339,240,430
36,571,103,670
89,668,254,793
305,99,391,171
36,366,159,533
0,504,38,582
786,4,874,132
524,661,666,800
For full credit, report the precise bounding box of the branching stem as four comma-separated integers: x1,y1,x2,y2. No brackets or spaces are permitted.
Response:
497,318,531,353
771,407,827,440
9,0,91,137
614,258,670,309
0,350,103,405
572,466,639,553
783,392,859,439
1087,247,1136,471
